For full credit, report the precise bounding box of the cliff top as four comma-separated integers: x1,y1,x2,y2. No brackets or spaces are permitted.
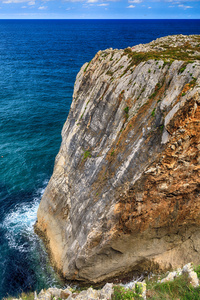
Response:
98,34,200,66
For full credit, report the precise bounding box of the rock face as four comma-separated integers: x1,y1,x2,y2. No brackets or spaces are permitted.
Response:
36,35,200,284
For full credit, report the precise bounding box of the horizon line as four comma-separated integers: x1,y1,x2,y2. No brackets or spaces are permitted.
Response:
0,18,200,20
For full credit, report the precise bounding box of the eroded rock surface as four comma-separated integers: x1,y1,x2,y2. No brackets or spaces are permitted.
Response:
36,35,200,283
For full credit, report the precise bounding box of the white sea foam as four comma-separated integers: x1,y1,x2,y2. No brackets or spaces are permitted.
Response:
2,181,48,252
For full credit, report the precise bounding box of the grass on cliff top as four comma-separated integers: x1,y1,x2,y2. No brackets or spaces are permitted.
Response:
123,41,200,69
112,265,200,300
145,270,200,300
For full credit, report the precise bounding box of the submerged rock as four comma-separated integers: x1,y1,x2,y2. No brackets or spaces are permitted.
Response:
35,34,200,283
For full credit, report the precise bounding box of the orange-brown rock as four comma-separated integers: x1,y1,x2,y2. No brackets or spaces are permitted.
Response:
36,35,200,283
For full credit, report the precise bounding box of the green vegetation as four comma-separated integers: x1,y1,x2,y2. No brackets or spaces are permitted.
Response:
146,272,200,300
156,83,161,89
189,77,197,87
110,53,114,61
124,106,129,120
159,124,164,131
111,150,115,156
112,286,141,300
149,81,163,100
151,108,156,117
101,52,109,58
163,61,170,67
84,61,91,72
179,65,187,74
149,92,156,99
195,265,200,278
83,150,91,160
182,92,186,96
122,39,200,76
124,107,129,114
107,70,114,76
112,265,200,300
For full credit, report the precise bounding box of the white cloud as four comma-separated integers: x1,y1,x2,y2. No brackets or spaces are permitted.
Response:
127,4,135,7
166,0,198,2
2,0,35,3
148,6,151,8
98,3,109,5
128,0,142,3
178,4,193,8
38,5,47,9
3,0,27,3
63,0,117,2
63,0,85,2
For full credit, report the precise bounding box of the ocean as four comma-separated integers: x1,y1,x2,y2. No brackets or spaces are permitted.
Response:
0,19,200,298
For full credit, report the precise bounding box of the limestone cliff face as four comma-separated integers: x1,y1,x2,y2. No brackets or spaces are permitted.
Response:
36,35,200,283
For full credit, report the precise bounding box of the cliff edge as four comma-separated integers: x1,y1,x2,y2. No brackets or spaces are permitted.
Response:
36,35,200,284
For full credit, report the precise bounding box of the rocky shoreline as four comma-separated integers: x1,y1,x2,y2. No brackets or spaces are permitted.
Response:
9,263,200,300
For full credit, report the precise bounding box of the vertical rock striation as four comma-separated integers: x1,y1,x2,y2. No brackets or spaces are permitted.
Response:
36,35,200,283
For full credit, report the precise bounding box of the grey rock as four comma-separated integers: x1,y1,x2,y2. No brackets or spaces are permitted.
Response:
99,283,113,299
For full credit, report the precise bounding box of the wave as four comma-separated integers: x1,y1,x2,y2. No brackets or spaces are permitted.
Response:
0,180,64,298
1,181,47,253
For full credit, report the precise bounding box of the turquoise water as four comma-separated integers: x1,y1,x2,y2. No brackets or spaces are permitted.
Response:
0,19,200,298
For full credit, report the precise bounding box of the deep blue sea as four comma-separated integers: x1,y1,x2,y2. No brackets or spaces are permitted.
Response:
0,19,200,299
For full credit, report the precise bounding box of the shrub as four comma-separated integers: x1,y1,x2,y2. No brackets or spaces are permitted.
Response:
124,107,129,114
84,61,91,72
179,65,186,74
112,286,140,300
147,273,200,300
151,108,156,117
111,150,115,156
83,150,91,160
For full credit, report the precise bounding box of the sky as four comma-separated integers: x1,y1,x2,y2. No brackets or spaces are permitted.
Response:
0,0,199,19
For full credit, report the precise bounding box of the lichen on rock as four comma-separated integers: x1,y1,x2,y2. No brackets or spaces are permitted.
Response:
35,34,200,284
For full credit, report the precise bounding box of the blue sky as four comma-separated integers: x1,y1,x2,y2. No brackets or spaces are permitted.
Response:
0,0,199,19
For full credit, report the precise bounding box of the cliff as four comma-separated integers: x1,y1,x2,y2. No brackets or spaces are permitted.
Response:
35,34,200,284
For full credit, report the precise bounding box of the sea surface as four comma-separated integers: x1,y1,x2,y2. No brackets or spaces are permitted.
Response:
0,19,200,298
